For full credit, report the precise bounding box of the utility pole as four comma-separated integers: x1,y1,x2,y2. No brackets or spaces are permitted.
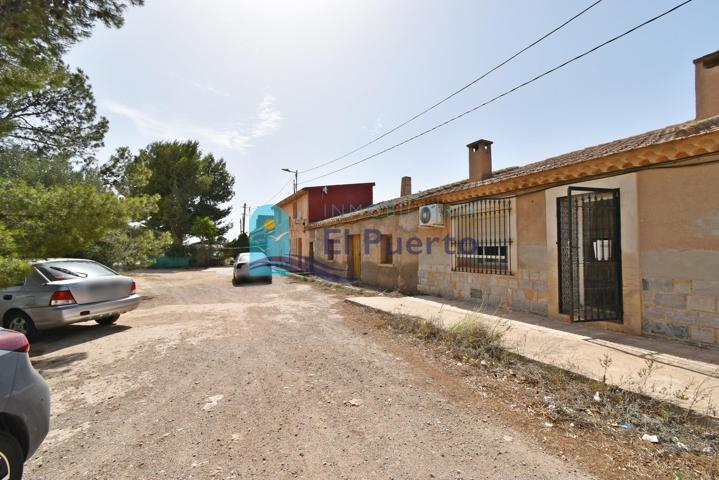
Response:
281,168,298,194
241,203,247,234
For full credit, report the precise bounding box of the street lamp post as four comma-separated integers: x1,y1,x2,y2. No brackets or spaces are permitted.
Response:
281,168,298,194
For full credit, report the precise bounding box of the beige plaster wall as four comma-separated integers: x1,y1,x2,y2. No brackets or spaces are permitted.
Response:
307,210,420,293
417,197,549,315
637,161,719,345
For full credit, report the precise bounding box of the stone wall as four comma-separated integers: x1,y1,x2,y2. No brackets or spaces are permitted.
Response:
641,278,719,346
418,265,549,316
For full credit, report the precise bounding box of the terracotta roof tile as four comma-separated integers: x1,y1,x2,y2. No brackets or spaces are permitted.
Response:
310,115,719,227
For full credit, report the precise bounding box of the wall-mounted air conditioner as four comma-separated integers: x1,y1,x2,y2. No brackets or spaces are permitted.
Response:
419,204,444,227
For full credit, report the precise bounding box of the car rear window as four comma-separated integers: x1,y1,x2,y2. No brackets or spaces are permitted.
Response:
37,261,116,281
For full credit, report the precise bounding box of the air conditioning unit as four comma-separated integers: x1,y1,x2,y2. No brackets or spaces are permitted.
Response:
419,204,444,227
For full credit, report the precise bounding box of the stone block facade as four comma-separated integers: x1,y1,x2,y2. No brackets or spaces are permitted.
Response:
641,278,719,346
418,265,549,316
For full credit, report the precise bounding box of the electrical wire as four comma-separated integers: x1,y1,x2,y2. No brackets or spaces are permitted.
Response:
298,0,604,174
298,0,694,186
264,178,293,205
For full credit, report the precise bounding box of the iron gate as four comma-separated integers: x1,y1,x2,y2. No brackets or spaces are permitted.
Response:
557,187,623,322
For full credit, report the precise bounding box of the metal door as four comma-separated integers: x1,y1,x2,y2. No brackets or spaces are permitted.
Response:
557,188,623,322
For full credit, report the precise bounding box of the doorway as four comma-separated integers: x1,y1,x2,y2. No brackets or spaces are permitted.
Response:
308,241,314,273
348,235,361,280
557,187,623,322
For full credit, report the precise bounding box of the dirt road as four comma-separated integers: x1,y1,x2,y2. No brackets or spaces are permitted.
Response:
24,268,592,479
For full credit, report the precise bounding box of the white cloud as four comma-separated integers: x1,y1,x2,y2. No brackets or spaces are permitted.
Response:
190,81,232,99
252,94,283,137
103,94,283,152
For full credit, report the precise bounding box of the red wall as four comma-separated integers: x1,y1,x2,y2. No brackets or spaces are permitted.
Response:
307,183,374,223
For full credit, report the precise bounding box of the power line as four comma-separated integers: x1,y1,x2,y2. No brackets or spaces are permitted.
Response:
299,0,694,186
264,178,293,205
298,0,604,174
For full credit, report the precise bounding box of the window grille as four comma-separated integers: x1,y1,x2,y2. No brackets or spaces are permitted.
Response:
450,198,513,275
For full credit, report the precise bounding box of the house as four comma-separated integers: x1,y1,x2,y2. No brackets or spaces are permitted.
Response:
277,182,375,271
305,50,719,347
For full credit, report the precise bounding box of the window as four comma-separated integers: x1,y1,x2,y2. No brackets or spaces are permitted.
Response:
450,198,513,275
37,260,117,280
380,234,393,265
327,239,337,261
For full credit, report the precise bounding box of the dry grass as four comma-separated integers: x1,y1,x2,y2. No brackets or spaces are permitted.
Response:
373,310,719,478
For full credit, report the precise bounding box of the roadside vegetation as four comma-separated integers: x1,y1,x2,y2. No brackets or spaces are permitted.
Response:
368,309,718,479
0,1,235,287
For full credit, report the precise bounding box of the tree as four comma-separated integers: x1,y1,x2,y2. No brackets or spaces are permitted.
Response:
0,66,108,161
227,232,249,253
0,146,168,285
0,0,146,286
0,1,144,57
109,141,235,245
191,216,218,267
0,0,142,160
0,145,93,186
0,179,132,258
82,227,172,270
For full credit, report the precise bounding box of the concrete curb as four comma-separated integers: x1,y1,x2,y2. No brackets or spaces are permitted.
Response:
345,295,719,417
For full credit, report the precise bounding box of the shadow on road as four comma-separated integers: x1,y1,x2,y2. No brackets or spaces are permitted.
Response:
29,324,131,358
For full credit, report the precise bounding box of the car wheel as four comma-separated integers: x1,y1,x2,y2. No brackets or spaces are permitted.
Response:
232,276,239,286
4,311,37,341
0,430,24,480
265,276,273,284
95,313,120,326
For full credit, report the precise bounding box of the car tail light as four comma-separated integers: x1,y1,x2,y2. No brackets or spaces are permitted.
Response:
50,289,76,306
0,331,30,353
130,280,136,294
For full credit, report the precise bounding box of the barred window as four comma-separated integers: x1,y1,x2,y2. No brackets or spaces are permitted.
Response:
450,198,513,275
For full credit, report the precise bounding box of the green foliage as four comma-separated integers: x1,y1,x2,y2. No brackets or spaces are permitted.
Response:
0,223,31,288
164,243,190,258
0,1,144,57
0,146,97,187
100,146,151,195
0,0,142,160
82,227,172,270
0,179,130,258
0,0,151,285
107,141,235,244
191,216,219,243
227,232,249,252
0,66,108,161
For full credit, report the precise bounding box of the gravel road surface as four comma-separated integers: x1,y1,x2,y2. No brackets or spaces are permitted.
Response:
24,268,593,479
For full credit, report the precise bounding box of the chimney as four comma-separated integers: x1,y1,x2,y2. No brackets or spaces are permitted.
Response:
400,176,412,196
694,50,719,120
467,139,493,182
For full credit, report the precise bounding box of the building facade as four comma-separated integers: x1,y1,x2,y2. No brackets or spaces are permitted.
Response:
277,182,374,271
306,51,719,347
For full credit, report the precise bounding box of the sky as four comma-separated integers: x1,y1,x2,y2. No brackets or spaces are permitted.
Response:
64,0,719,239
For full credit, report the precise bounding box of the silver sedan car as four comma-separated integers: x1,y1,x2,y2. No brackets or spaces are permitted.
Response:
0,259,141,340
232,252,273,285
0,328,50,480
